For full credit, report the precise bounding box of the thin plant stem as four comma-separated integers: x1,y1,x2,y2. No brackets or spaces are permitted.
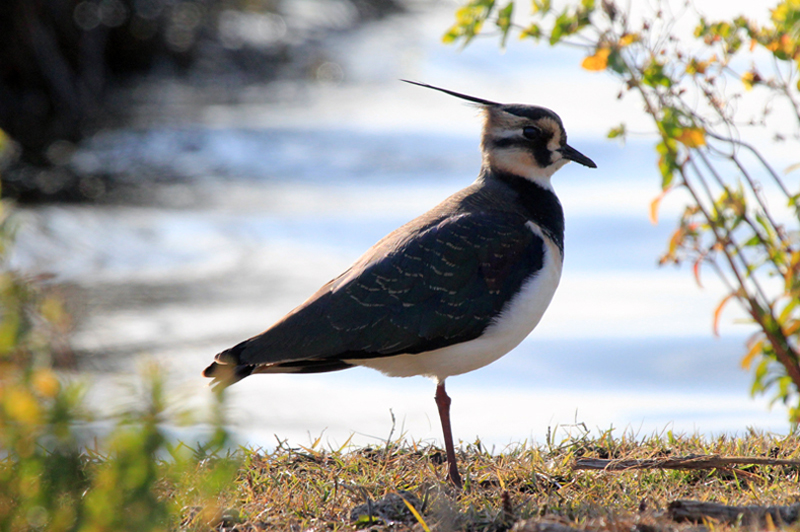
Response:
684,154,772,310
693,148,784,261
705,131,794,200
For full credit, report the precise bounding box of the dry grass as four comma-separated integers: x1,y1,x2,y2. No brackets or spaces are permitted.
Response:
176,426,800,531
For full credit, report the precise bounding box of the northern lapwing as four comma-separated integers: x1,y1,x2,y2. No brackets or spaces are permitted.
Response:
203,81,596,488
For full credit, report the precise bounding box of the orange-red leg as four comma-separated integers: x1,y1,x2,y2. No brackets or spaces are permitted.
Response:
435,381,462,488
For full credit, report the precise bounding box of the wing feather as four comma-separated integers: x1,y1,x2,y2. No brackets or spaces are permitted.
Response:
206,210,546,382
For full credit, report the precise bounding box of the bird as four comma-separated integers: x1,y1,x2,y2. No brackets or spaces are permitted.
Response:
203,80,596,488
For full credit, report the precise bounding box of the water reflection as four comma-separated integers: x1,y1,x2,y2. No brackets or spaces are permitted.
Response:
10,2,792,448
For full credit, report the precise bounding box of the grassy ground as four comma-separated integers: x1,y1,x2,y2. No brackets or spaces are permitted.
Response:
177,427,800,531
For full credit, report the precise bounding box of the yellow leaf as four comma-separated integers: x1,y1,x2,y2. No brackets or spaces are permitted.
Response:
619,33,639,47
442,29,458,43
742,71,756,90
784,319,800,336
667,227,684,257
713,292,736,337
582,48,610,71
5,387,42,425
779,34,794,55
649,197,660,225
675,127,706,148
455,6,473,23
742,337,764,369
785,162,800,174
402,497,431,532
785,251,800,291
41,296,70,331
765,511,776,532
686,57,712,75
771,3,789,24
33,369,60,399
649,189,670,224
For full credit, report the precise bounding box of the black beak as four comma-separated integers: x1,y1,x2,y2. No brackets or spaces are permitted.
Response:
560,144,597,168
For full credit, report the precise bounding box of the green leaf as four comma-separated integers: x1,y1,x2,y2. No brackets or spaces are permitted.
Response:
751,357,771,396
658,107,682,137
643,60,673,88
743,234,761,247
607,49,627,74
656,140,678,189
442,28,460,43
0,128,8,156
496,2,514,48
778,298,799,323
354,514,379,527
577,0,595,26
550,11,574,45
730,214,744,232
443,0,496,46
694,17,709,38
754,212,776,240
520,23,542,40
659,159,675,189
532,0,551,14
607,123,626,140
0,299,20,354
771,375,793,407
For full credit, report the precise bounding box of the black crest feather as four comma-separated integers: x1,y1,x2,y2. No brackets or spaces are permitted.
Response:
401,80,499,107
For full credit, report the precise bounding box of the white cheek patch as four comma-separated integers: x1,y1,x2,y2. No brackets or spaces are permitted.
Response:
490,127,521,140
483,114,569,189
486,149,557,191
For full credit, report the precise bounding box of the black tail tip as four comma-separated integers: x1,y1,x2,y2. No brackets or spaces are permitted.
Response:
202,341,249,383
202,360,255,389
202,361,220,379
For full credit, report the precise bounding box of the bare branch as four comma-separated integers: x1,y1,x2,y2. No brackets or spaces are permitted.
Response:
574,454,800,470
705,130,794,200
668,500,800,526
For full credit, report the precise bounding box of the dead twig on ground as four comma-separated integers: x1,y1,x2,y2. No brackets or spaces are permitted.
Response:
668,500,800,526
573,454,800,471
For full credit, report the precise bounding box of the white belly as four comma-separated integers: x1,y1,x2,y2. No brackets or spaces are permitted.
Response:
349,223,563,382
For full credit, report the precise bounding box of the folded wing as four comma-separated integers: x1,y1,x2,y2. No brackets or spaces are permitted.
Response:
203,211,545,385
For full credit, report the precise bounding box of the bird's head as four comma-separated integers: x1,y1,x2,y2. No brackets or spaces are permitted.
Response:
403,81,596,188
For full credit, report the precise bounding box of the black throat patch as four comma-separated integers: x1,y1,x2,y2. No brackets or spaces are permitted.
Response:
491,170,565,255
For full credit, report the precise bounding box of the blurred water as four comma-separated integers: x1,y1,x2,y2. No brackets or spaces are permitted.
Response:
11,1,794,449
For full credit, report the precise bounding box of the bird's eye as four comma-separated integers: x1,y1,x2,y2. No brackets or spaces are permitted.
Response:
522,126,542,140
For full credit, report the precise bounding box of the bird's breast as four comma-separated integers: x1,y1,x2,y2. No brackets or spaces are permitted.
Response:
480,221,562,350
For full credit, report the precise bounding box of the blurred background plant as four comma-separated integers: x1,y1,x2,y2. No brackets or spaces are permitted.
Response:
0,132,238,530
0,0,401,202
445,0,800,422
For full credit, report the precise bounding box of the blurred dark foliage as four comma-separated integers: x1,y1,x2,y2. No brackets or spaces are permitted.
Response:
0,0,400,203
